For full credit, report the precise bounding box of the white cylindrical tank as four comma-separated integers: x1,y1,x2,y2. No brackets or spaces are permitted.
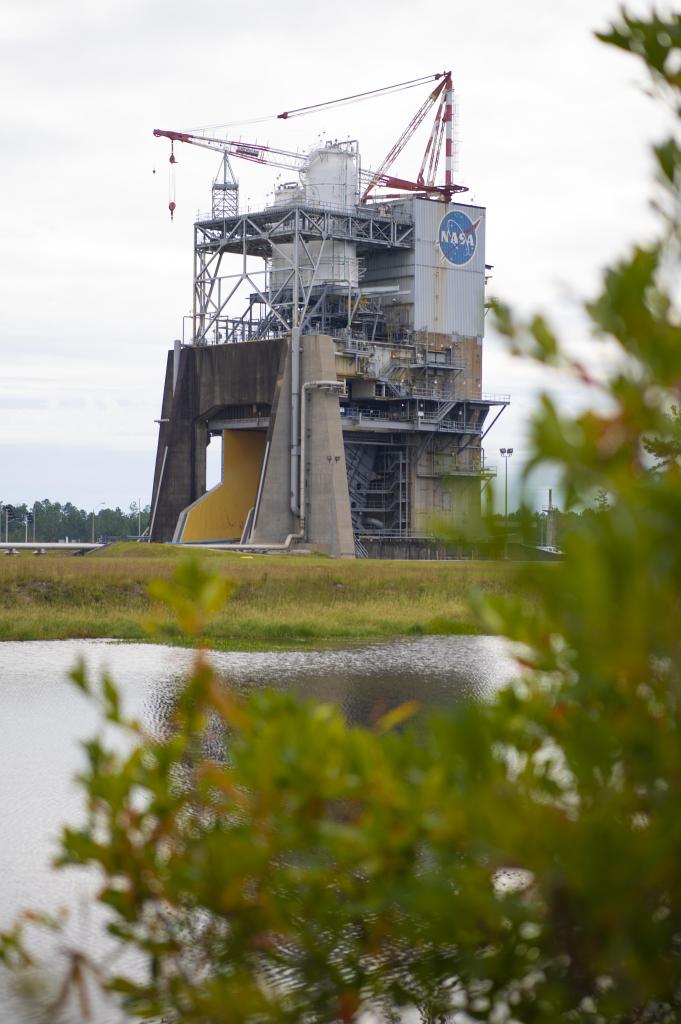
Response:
269,144,360,294
302,144,358,211
303,239,358,288
270,240,359,293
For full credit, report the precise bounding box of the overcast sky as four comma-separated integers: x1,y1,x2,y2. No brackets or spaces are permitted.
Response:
0,0,668,514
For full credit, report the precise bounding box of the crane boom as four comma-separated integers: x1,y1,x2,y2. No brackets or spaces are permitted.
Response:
153,129,307,173
360,74,451,202
153,70,468,218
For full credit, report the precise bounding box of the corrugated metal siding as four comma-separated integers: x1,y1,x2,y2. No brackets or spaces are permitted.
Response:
359,198,487,338
412,266,485,336
414,200,486,273
413,200,486,337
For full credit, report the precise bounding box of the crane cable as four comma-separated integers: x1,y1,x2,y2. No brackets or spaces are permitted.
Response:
185,73,443,134
276,73,444,120
168,141,177,220
165,72,452,219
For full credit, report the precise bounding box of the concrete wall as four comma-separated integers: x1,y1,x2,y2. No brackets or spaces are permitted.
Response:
151,334,354,556
300,336,355,558
149,340,286,542
251,334,355,557
249,337,296,544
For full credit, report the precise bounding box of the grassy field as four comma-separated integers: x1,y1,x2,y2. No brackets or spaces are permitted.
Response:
0,543,520,649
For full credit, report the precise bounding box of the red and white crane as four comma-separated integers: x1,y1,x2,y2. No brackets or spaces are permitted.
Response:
154,71,467,219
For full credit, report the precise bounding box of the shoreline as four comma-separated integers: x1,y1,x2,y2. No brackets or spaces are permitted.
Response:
0,627,488,655
0,625,486,653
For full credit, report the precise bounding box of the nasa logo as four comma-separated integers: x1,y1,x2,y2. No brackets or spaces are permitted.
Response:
438,210,481,266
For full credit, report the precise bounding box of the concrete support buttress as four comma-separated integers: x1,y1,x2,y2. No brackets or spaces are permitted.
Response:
290,325,301,517
149,340,286,542
290,206,301,519
251,334,354,556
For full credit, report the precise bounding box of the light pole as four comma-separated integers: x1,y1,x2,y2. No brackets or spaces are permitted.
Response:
91,503,106,544
499,448,514,519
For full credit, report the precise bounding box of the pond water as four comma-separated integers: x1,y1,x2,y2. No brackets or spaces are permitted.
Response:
0,636,517,1023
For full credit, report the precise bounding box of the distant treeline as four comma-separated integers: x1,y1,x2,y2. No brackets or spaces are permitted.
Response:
0,499,151,543
0,497,606,547
492,497,610,550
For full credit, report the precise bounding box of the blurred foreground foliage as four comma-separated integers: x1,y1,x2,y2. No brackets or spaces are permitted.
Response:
3,11,681,1023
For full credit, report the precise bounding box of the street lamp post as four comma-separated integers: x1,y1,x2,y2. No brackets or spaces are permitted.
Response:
499,448,514,519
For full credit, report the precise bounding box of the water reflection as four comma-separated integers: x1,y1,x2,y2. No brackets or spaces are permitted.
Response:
147,634,517,733
0,636,517,1023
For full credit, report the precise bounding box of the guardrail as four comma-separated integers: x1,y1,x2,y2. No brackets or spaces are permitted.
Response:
0,542,106,553
481,392,511,403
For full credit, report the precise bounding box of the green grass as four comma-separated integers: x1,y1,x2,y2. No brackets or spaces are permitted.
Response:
0,543,519,649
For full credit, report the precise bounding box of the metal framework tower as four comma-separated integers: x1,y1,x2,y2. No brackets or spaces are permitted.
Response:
150,76,509,555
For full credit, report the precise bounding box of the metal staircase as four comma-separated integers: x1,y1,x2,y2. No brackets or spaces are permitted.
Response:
422,399,457,424
345,443,377,533
354,536,369,558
